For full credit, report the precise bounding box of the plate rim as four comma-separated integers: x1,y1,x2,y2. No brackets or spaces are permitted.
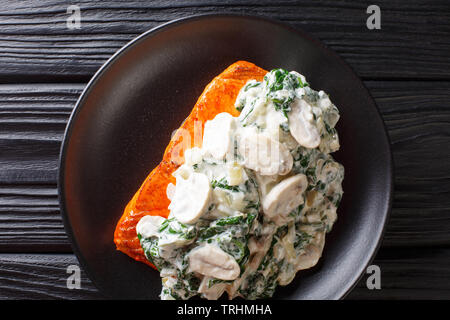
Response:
58,13,393,300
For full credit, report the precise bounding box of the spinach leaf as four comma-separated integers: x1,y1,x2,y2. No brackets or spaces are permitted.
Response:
215,215,245,226
140,237,166,271
211,177,240,192
294,230,312,250
263,69,301,120
159,218,197,240
244,81,261,91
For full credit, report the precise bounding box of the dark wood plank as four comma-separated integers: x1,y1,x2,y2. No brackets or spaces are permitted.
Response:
347,248,450,299
1,248,449,299
0,84,82,184
366,81,450,247
0,84,83,251
0,0,449,82
0,253,101,299
0,81,449,250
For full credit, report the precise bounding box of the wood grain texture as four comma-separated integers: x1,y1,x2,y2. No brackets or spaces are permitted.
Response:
0,84,83,184
0,81,449,250
366,81,450,247
0,253,99,299
0,84,83,251
347,248,450,300
1,249,449,299
0,0,449,81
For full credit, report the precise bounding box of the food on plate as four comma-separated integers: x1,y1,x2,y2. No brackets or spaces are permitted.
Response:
114,61,344,300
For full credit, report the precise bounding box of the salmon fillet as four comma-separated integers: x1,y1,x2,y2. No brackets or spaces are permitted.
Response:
114,61,268,268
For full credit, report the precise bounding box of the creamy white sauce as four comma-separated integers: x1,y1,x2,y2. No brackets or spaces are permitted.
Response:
137,69,344,300
136,215,165,239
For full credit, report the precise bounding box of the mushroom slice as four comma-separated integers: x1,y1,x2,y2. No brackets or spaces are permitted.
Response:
188,244,240,280
238,133,293,176
289,99,321,148
202,112,234,160
262,174,308,221
169,172,211,224
136,215,166,239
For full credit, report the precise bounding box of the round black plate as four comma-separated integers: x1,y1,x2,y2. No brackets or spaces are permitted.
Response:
59,14,392,300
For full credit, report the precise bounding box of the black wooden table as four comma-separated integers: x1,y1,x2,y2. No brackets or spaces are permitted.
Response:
0,0,449,300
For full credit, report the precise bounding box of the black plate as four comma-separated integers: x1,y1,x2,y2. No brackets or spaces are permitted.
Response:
59,14,392,300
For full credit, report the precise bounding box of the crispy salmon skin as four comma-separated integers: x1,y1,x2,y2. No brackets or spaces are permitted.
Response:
113,61,267,268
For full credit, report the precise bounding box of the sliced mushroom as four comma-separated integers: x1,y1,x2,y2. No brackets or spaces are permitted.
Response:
188,244,240,280
136,215,166,239
168,172,211,224
289,99,321,148
262,174,308,222
202,112,234,160
238,133,293,176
